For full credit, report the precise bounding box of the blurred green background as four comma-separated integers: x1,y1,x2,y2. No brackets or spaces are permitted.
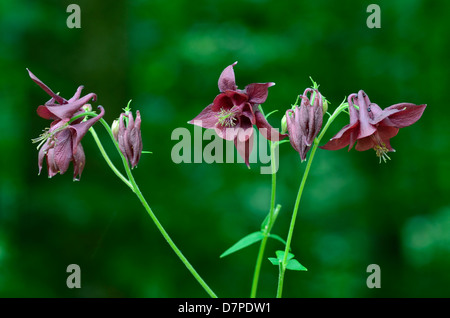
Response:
1,0,449,298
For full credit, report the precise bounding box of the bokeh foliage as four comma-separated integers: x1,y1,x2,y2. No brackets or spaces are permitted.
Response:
0,0,449,297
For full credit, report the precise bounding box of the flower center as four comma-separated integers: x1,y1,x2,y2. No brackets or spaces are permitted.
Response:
216,107,237,127
374,143,391,163
370,133,392,163
32,123,68,150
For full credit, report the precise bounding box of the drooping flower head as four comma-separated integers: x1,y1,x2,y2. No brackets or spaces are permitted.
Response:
28,69,104,180
189,62,287,167
320,90,426,162
285,88,324,161
112,110,143,169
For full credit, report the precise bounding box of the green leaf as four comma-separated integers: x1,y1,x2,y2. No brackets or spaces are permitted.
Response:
141,151,153,154
268,257,280,266
286,259,307,271
275,250,294,261
268,234,287,246
220,232,264,258
260,204,282,231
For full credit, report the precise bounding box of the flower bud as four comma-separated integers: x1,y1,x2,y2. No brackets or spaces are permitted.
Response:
281,114,288,135
285,88,324,161
322,99,328,115
82,104,92,112
116,110,143,169
111,119,119,141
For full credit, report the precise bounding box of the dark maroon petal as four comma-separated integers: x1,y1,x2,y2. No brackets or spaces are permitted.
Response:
320,95,360,151
382,103,427,128
234,131,254,168
356,90,377,139
27,68,66,105
46,148,59,178
70,106,105,154
212,93,234,112
226,90,248,107
130,110,143,168
72,143,85,181
377,125,399,141
189,104,219,129
52,129,73,175
368,103,402,125
354,135,377,152
37,92,97,120
218,62,238,92
235,116,254,142
255,111,287,142
215,125,238,141
286,108,302,153
68,86,85,103
118,113,128,160
245,82,274,104
320,126,358,151
242,103,255,125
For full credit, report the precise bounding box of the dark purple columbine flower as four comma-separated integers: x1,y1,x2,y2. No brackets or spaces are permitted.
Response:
29,69,105,180
189,62,287,167
320,90,427,162
37,107,105,180
285,88,324,161
113,111,143,169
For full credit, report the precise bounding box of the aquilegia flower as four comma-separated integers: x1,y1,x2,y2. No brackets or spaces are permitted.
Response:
28,69,104,180
285,88,324,161
320,90,426,162
112,110,143,169
189,62,286,166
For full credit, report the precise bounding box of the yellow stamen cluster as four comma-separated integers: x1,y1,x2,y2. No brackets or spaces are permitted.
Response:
374,143,391,163
216,108,237,127
31,124,68,150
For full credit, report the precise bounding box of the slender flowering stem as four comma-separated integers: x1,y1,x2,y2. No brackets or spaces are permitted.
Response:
251,140,278,298
276,101,348,298
90,119,218,298
89,125,133,191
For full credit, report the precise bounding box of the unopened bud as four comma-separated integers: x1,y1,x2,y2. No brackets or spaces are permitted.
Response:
82,104,92,112
281,114,288,135
111,119,119,141
322,99,328,115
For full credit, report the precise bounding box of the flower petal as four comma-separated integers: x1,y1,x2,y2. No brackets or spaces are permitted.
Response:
234,131,254,168
255,111,287,142
27,68,66,105
218,62,238,92
354,135,377,152
356,90,377,139
382,103,427,128
72,143,85,181
70,106,105,154
245,82,275,104
37,92,97,120
189,104,218,129
211,93,234,112
52,129,73,175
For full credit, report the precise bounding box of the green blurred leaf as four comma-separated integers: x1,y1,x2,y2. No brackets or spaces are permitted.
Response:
220,231,264,258
268,234,287,246
268,257,280,266
286,259,307,271
275,250,294,261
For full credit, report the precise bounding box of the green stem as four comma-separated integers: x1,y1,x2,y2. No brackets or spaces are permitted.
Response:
276,102,348,298
90,119,218,298
122,156,218,298
89,125,133,191
250,141,278,298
